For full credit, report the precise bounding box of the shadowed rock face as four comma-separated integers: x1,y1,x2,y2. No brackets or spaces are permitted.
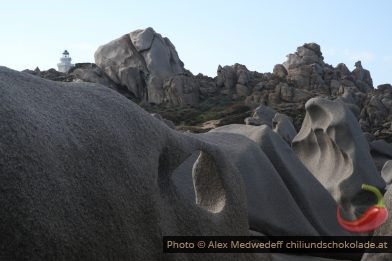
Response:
292,98,386,220
370,140,392,171
173,125,359,260
209,125,353,237
0,66,260,261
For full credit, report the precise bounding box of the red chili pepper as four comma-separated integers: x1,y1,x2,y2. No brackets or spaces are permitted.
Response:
337,184,388,233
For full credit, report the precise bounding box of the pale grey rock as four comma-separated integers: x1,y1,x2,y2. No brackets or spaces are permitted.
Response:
286,65,312,89
216,64,250,97
143,36,184,76
272,64,287,79
287,64,326,90
283,43,373,96
292,98,386,220
245,105,276,127
284,43,323,70
237,67,250,85
284,43,325,90
382,161,392,186
272,113,297,144
129,27,155,52
163,75,199,105
94,34,146,85
0,66,259,261
94,27,187,104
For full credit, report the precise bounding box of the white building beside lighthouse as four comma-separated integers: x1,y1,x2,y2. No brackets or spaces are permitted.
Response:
57,50,74,73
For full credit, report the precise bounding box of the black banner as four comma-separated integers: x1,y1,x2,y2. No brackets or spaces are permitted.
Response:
163,236,392,253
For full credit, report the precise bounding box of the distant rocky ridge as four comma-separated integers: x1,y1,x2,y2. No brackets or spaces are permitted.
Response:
23,27,392,144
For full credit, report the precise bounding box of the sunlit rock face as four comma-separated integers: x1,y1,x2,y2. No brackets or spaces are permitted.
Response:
94,27,201,105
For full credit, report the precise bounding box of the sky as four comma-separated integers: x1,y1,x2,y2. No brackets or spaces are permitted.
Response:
1,0,391,86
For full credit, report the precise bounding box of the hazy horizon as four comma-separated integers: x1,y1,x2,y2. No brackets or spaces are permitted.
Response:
1,0,391,86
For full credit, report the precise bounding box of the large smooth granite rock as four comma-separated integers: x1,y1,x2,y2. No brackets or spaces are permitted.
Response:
0,66,262,261
94,27,201,105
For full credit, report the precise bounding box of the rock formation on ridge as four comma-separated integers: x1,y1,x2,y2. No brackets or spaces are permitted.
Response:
94,27,208,105
24,28,392,144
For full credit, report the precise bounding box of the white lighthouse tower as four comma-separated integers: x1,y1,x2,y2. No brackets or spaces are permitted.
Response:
57,50,74,73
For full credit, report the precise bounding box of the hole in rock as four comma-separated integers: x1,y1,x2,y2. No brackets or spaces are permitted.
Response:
170,150,227,214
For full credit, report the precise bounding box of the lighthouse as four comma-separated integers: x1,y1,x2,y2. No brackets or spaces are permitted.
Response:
57,50,74,73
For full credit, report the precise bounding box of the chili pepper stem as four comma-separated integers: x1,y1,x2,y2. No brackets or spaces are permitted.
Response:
361,184,386,208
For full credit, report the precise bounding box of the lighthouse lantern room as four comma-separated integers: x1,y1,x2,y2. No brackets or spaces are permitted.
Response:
57,50,74,73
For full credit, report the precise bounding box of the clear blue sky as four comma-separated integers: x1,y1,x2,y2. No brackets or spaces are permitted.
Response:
1,0,391,86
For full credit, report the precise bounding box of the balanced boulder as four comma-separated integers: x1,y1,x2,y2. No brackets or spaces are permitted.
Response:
94,27,200,105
